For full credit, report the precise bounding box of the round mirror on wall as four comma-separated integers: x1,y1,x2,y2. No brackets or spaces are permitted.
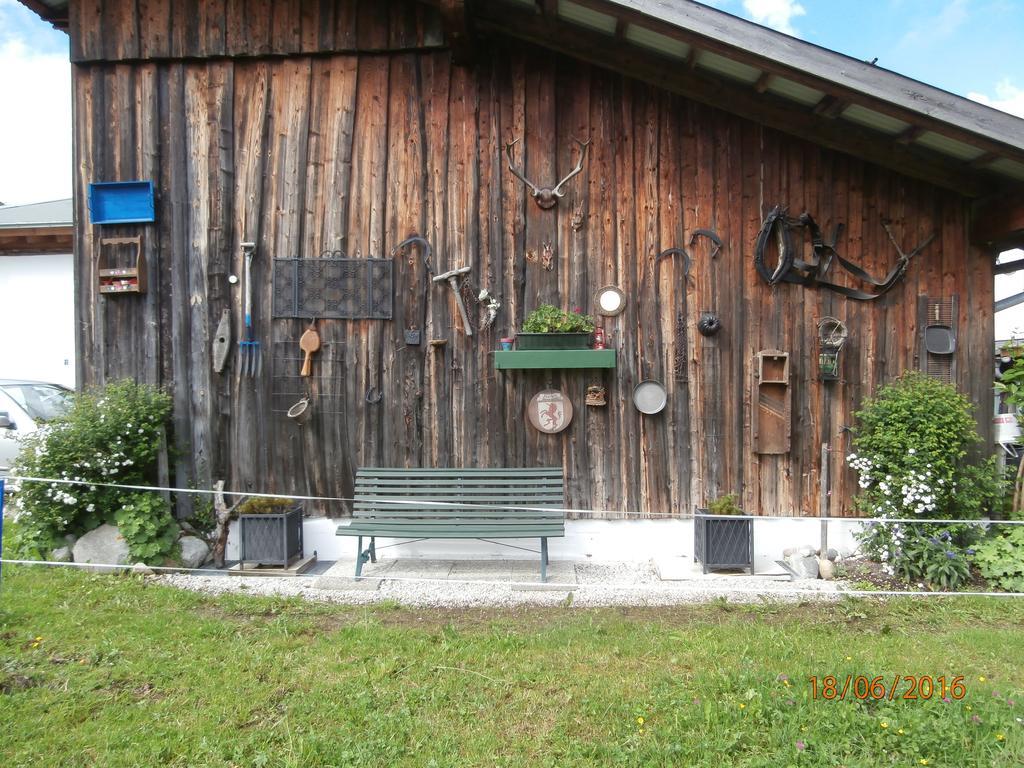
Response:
595,285,626,316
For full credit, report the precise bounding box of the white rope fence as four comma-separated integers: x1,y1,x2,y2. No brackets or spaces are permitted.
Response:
7,474,1024,525
2,475,1022,600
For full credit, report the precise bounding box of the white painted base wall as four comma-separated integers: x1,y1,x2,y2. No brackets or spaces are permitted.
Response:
226,517,866,574
0,252,75,387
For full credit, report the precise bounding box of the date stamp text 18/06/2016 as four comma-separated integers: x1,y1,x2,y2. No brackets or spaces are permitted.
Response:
809,675,967,701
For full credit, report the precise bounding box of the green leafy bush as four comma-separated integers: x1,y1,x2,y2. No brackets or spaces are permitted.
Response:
847,372,1004,588
891,526,975,590
708,493,743,516
521,304,595,334
974,527,1024,592
9,380,179,562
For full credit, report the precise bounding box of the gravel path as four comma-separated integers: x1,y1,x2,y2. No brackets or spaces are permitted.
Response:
158,559,844,608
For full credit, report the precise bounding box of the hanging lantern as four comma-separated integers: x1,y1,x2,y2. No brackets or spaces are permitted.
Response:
817,317,848,382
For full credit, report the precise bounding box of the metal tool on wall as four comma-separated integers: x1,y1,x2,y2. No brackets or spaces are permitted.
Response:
212,309,231,373
433,265,473,336
299,319,320,377
239,241,261,377
655,247,692,384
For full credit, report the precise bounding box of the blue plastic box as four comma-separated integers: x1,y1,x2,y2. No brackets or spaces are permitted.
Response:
88,181,155,224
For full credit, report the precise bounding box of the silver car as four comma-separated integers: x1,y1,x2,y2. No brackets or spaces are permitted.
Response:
0,380,72,479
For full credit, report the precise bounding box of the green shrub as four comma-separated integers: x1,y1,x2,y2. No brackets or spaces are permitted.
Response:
521,304,595,333
974,526,1024,592
708,493,743,516
890,525,976,590
848,372,1004,588
9,380,179,562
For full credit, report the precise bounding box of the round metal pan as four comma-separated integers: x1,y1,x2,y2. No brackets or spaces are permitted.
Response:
632,380,667,414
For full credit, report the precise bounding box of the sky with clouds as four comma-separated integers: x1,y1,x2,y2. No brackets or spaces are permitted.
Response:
1,0,1023,205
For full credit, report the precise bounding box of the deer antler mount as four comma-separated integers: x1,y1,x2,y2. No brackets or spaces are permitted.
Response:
505,137,590,209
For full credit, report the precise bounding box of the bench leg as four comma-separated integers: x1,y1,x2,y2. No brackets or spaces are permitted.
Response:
540,537,549,583
355,536,377,579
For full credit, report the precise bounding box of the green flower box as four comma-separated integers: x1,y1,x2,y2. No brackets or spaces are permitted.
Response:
515,332,592,350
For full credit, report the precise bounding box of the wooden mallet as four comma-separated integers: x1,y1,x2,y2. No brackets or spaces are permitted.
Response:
432,265,473,336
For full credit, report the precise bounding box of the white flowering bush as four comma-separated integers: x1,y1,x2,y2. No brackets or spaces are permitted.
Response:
848,372,1004,587
9,380,179,562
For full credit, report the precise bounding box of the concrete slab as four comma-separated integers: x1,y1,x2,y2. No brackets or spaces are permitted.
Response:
313,560,383,591
510,560,577,590
654,556,701,581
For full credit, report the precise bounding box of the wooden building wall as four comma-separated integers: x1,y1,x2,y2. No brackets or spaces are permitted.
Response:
71,0,995,518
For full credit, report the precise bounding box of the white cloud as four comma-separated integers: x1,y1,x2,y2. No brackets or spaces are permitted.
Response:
741,0,806,35
0,26,72,205
968,79,1024,119
898,0,969,48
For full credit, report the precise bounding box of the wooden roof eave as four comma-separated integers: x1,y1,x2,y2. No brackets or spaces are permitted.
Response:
0,225,74,255
470,9,1006,198
581,0,1024,167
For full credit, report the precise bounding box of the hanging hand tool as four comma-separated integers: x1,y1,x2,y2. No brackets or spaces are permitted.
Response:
299,319,320,377
239,241,261,376
212,309,232,373
432,265,473,336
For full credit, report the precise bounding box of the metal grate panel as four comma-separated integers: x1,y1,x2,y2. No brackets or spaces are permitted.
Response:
273,257,392,319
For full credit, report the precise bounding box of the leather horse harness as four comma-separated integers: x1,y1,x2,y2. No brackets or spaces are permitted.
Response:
755,205,935,301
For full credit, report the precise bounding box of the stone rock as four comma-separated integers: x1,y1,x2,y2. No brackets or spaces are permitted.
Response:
50,546,73,563
72,524,130,573
130,562,154,575
825,548,839,562
818,558,835,580
782,546,798,558
63,533,78,546
179,536,210,569
785,553,819,579
798,544,816,558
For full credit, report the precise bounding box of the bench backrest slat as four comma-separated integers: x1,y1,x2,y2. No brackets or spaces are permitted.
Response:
353,467,565,523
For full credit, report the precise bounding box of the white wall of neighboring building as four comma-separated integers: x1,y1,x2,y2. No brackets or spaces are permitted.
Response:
995,248,1024,340
0,252,76,388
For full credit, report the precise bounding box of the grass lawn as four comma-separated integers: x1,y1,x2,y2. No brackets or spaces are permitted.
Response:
1,567,1023,767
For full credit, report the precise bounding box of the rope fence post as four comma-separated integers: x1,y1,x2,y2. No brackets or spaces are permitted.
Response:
1,478,5,586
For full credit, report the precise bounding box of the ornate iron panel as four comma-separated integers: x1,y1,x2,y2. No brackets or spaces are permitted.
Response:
273,257,393,319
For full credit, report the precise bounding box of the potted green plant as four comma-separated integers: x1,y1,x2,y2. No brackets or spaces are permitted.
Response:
694,494,754,574
516,304,596,350
236,496,304,568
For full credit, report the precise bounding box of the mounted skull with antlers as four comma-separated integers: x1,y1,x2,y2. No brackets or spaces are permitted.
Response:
505,137,591,209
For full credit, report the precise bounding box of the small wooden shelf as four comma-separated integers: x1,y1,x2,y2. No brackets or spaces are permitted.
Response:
494,349,616,370
97,236,146,294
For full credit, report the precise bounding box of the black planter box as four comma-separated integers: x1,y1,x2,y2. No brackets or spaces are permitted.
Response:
694,509,753,574
238,507,304,567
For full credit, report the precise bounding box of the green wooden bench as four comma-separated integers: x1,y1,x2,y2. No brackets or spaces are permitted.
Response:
336,467,566,581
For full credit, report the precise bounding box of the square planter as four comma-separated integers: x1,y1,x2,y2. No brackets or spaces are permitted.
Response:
515,332,592,350
238,506,304,567
694,509,753,574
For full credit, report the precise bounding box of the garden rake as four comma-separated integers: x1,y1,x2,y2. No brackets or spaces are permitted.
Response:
239,241,261,377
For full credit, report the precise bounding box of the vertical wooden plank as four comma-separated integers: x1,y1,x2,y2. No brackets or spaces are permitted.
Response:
183,65,215,493
163,62,196,516
138,0,171,59
229,61,270,495
384,53,428,469
345,55,391,470
271,0,302,55
583,65,619,513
